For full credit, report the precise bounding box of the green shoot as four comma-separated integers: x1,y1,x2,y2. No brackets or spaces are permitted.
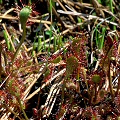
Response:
95,27,106,50
109,0,116,30
12,6,32,63
37,36,42,52
45,29,52,56
18,98,29,120
53,36,57,52
0,0,2,4
3,30,10,50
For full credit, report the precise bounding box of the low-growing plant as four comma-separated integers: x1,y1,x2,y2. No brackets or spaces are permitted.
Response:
0,0,120,119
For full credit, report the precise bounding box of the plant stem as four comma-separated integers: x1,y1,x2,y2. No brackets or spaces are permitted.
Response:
108,58,114,100
0,44,2,81
18,98,29,120
12,26,26,63
109,0,116,30
94,83,97,103
115,44,120,96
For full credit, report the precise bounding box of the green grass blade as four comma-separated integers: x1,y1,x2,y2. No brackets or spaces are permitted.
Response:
100,27,106,49
3,30,10,50
53,36,57,52
37,37,42,52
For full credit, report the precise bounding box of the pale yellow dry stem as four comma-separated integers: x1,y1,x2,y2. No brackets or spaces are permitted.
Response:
0,15,18,20
29,19,51,24
0,8,15,22
0,15,51,25
65,0,120,23
44,23,51,30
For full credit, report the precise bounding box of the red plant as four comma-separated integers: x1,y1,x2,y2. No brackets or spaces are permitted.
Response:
15,0,40,26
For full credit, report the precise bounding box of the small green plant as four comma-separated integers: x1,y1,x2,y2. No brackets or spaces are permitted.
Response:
12,6,32,63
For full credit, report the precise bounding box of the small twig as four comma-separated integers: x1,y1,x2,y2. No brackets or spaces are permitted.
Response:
69,1,120,23
0,44,2,80
116,43,120,96
28,19,51,25
0,73,11,88
0,15,52,25
108,58,114,100
65,5,86,20
0,15,18,20
0,8,15,22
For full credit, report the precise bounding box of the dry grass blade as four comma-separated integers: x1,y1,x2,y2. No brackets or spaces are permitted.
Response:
23,63,46,100
42,80,62,118
57,10,119,27
25,68,66,101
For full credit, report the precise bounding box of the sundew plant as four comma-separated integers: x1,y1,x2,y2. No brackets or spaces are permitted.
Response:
0,0,120,119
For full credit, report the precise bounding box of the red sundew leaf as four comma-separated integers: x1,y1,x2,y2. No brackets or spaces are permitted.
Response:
92,74,101,84
56,104,66,120
66,56,79,77
72,37,81,55
50,56,62,64
106,35,113,49
16,0,41,27
32,108,38,116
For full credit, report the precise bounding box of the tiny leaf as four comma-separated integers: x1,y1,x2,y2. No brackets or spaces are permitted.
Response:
50,56,62,64
66,56,78,77
92,74,101,83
